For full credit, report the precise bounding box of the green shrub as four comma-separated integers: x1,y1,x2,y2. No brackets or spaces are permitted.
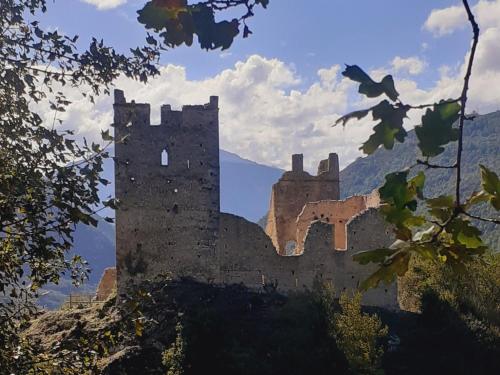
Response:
163,322,186,375
332,291,388,375
317,284,388,374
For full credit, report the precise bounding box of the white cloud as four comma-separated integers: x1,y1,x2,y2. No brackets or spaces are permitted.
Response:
423,5,466,36
42,16,500,174
81,0,127,10
418,0,500,113
43,55,375,171
391,56,426,75
424,0,500,36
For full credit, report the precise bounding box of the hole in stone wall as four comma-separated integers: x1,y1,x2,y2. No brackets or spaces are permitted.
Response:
172,204,179,214
161,149,169,166
285,240,297,255
200,161,204,166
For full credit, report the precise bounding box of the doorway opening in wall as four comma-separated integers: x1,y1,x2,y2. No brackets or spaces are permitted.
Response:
285,240,297,256
161,149,169,166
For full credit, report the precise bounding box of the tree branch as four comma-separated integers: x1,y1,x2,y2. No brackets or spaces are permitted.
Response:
456,0,480,207
417,159,457,169
463,212,500,225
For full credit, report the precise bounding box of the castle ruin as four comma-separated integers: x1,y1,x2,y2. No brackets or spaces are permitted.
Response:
104,90,399,310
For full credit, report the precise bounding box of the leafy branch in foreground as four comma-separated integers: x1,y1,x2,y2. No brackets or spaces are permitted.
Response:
336,0,499,289
1,0,268,373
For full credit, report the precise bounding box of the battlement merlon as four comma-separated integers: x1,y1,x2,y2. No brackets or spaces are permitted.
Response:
317,153,339,177
113,89,219,126
292,154,304,172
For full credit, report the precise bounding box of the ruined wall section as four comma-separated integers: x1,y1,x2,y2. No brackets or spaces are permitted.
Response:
219,209,398,310
295,190,380,253
114,90,220,292
265,153,340,255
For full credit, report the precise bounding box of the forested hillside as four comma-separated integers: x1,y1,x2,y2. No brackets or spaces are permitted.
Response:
340,111,500,248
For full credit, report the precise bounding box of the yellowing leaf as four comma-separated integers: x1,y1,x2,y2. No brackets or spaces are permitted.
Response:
479,164,500,210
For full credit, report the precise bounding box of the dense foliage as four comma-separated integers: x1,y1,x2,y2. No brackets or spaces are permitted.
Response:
0,0,268,373
394,252,500,374
319,286,388,375
22,276,500,374
340,111,500,249
336,0,500,289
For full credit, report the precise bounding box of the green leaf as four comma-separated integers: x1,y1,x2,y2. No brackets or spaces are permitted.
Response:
379,171,426,240
464,190,489,209
101,129,114,142
353,248,396,265
342,65,399,101
335,109,370,127
103,198,119,210
479,164,500,210
342,64,372,84
359,252,410,290
134,318,144,337
192,6,240,51
137,0,188,30
360,100,409,154
426,195,455,222
415,101,460,157
256,0,269,8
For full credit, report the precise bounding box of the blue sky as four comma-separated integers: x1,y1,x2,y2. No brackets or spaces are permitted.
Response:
43,1,468,84
38,1,500,170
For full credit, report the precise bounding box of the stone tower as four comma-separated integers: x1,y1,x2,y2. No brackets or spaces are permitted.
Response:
265,153,340,255
113,90,220,292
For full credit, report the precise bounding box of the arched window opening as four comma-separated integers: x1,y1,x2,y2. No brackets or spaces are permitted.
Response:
161,149,169,166
285,240,297,256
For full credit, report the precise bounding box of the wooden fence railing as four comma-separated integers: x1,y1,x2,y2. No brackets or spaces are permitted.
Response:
61,294,105,309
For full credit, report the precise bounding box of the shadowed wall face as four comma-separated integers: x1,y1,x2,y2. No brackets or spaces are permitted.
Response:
265,153,340,255
114,90,220,292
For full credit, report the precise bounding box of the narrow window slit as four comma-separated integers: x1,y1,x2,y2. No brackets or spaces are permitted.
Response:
161,149,169,166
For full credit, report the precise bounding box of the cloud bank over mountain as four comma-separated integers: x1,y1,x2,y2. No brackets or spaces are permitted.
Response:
46,1,500,172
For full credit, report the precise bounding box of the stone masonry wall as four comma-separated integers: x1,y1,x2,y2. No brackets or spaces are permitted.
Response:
218,209,398,309
95,268,117,301
114,90,220,294
295,190,381,253
265,153,340,255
